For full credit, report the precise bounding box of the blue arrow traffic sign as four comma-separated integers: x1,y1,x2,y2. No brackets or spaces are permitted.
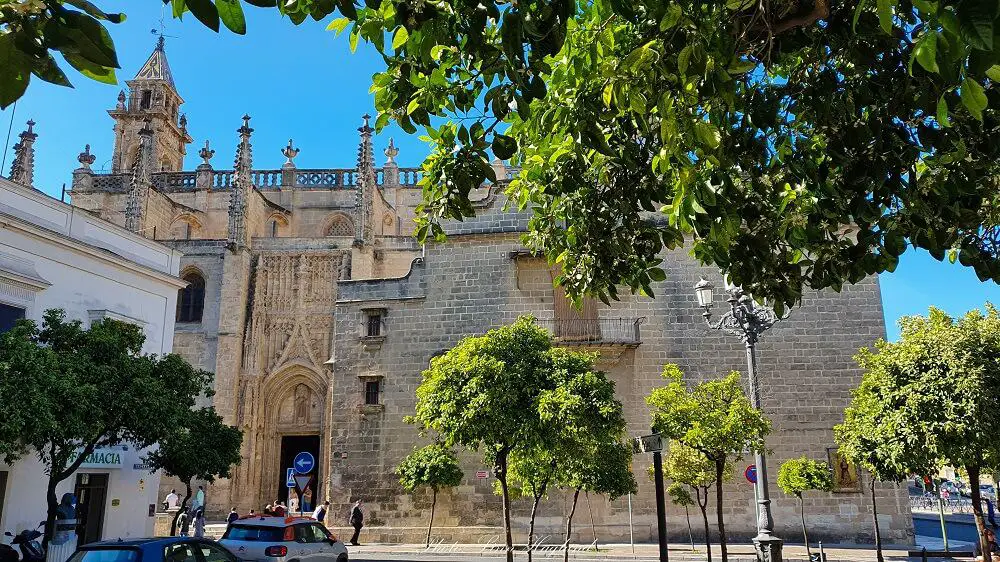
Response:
293,451,315,474
286,468,295,488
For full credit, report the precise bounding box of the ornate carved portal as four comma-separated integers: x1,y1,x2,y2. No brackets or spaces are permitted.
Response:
230,251,346,510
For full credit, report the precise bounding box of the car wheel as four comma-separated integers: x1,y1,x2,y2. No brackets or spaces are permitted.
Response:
337,555,347,562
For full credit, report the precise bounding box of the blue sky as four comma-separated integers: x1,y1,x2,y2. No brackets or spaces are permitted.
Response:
3,2,996,340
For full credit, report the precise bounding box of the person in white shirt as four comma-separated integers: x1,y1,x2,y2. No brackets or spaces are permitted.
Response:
164,490,179,510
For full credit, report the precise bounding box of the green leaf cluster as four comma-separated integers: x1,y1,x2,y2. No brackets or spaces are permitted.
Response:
144,407,243,487
395,443,464,493
777,456,834,498
836,304,1000,557
647,367,771,464
0,309,217,542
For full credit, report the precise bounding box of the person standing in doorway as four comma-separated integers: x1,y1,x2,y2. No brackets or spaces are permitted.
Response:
349,500,364,546
273,501,286,517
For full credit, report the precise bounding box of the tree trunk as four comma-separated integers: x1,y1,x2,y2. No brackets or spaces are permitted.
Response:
869,478,884,562
968,464,992,562
715,459,728,562
685,505,695,552
564,488,580,562
799,496,812,558
171,480,193,536
697,487,712,562
496,451,514,562
43,473,60,552
426,487,437,548
528,495,542,562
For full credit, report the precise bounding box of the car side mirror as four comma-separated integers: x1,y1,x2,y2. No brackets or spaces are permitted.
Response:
4,532,12,537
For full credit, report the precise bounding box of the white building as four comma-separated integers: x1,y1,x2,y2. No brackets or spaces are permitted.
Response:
0,170,184,542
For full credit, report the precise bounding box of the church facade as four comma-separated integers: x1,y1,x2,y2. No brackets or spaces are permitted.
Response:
43,40,911,544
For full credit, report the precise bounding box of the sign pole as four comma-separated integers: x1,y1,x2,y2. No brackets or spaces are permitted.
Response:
628,493,635,556
653,450,669,562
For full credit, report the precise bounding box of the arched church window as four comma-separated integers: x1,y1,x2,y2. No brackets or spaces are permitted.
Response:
140,90,152,110
326,215,354,237
176,272,206,323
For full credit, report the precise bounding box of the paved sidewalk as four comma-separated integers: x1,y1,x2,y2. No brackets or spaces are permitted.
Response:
346,542,935,561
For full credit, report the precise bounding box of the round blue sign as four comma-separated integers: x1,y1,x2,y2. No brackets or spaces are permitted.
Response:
293,452,315,474
745,465,757,484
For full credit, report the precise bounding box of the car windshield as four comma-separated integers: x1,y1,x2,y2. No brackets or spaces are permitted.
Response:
68,549,139,562
222,525,285,542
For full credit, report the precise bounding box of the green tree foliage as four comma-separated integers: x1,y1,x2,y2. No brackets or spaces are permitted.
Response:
777,456,834,558
648,367,770,561
0,309,213,545
9,0,1000,311
662,441,727,562
836,305,1000,562
395,443,464,547
666,482,697,552
556,441,636,562
145,407,243,535
409,316,625,562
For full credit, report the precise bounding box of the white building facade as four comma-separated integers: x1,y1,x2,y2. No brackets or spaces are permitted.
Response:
0,175,184,542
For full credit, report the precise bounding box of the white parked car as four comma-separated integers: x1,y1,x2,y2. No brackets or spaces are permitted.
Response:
219,516,348,562
981,484,997,501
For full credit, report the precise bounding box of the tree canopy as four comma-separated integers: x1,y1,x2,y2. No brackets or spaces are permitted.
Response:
145,406,242,533
395,443,464,547
0,309,214,544
408,316,625,562
648,366,770,561
777,457,834,499
836,305,1000,559
777,456,834,557
5,0,1000,311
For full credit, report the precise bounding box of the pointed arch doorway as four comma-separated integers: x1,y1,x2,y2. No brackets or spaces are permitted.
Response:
259,363,331,512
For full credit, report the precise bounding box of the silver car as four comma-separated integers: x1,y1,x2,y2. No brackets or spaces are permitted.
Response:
219,517,347,562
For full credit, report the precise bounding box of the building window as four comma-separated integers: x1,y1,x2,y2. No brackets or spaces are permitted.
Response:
271,220,278,238
0,303,25,334
364,380,381,405
140,90,152,110
176,272,206,323
365,311,383,337
184,223,192,240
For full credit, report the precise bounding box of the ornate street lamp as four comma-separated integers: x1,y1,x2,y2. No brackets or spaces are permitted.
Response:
694,277,785,562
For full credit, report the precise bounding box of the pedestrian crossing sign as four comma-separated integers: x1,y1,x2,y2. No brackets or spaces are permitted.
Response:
286,468,295,488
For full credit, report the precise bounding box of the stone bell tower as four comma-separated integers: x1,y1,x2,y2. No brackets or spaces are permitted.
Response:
108,37,192,173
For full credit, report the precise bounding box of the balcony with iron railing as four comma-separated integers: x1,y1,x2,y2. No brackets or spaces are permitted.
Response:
533,317,644,347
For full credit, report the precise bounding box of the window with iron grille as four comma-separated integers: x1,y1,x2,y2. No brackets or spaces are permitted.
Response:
365,312,382,337
364,380,381,405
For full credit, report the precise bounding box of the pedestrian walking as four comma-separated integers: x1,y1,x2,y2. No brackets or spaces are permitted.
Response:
177,510,190,537
274,501,286,517
227,508,239,525
312,501,329,523
248,509,256,518
988,498,998,529
193,509,206,539
191,486,206,513
263,503,273,516
349,500,364,546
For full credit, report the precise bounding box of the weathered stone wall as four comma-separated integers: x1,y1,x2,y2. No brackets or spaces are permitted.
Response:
327,222,911,545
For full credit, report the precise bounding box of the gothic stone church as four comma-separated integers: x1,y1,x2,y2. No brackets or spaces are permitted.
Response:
49,41,911,543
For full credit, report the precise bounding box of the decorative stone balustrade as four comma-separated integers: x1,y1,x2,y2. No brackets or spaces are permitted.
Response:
80,166,516,192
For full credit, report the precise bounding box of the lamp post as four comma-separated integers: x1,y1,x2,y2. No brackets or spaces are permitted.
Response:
694,277,784,562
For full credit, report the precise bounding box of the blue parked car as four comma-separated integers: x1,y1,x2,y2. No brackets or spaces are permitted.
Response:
68,537,239,562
